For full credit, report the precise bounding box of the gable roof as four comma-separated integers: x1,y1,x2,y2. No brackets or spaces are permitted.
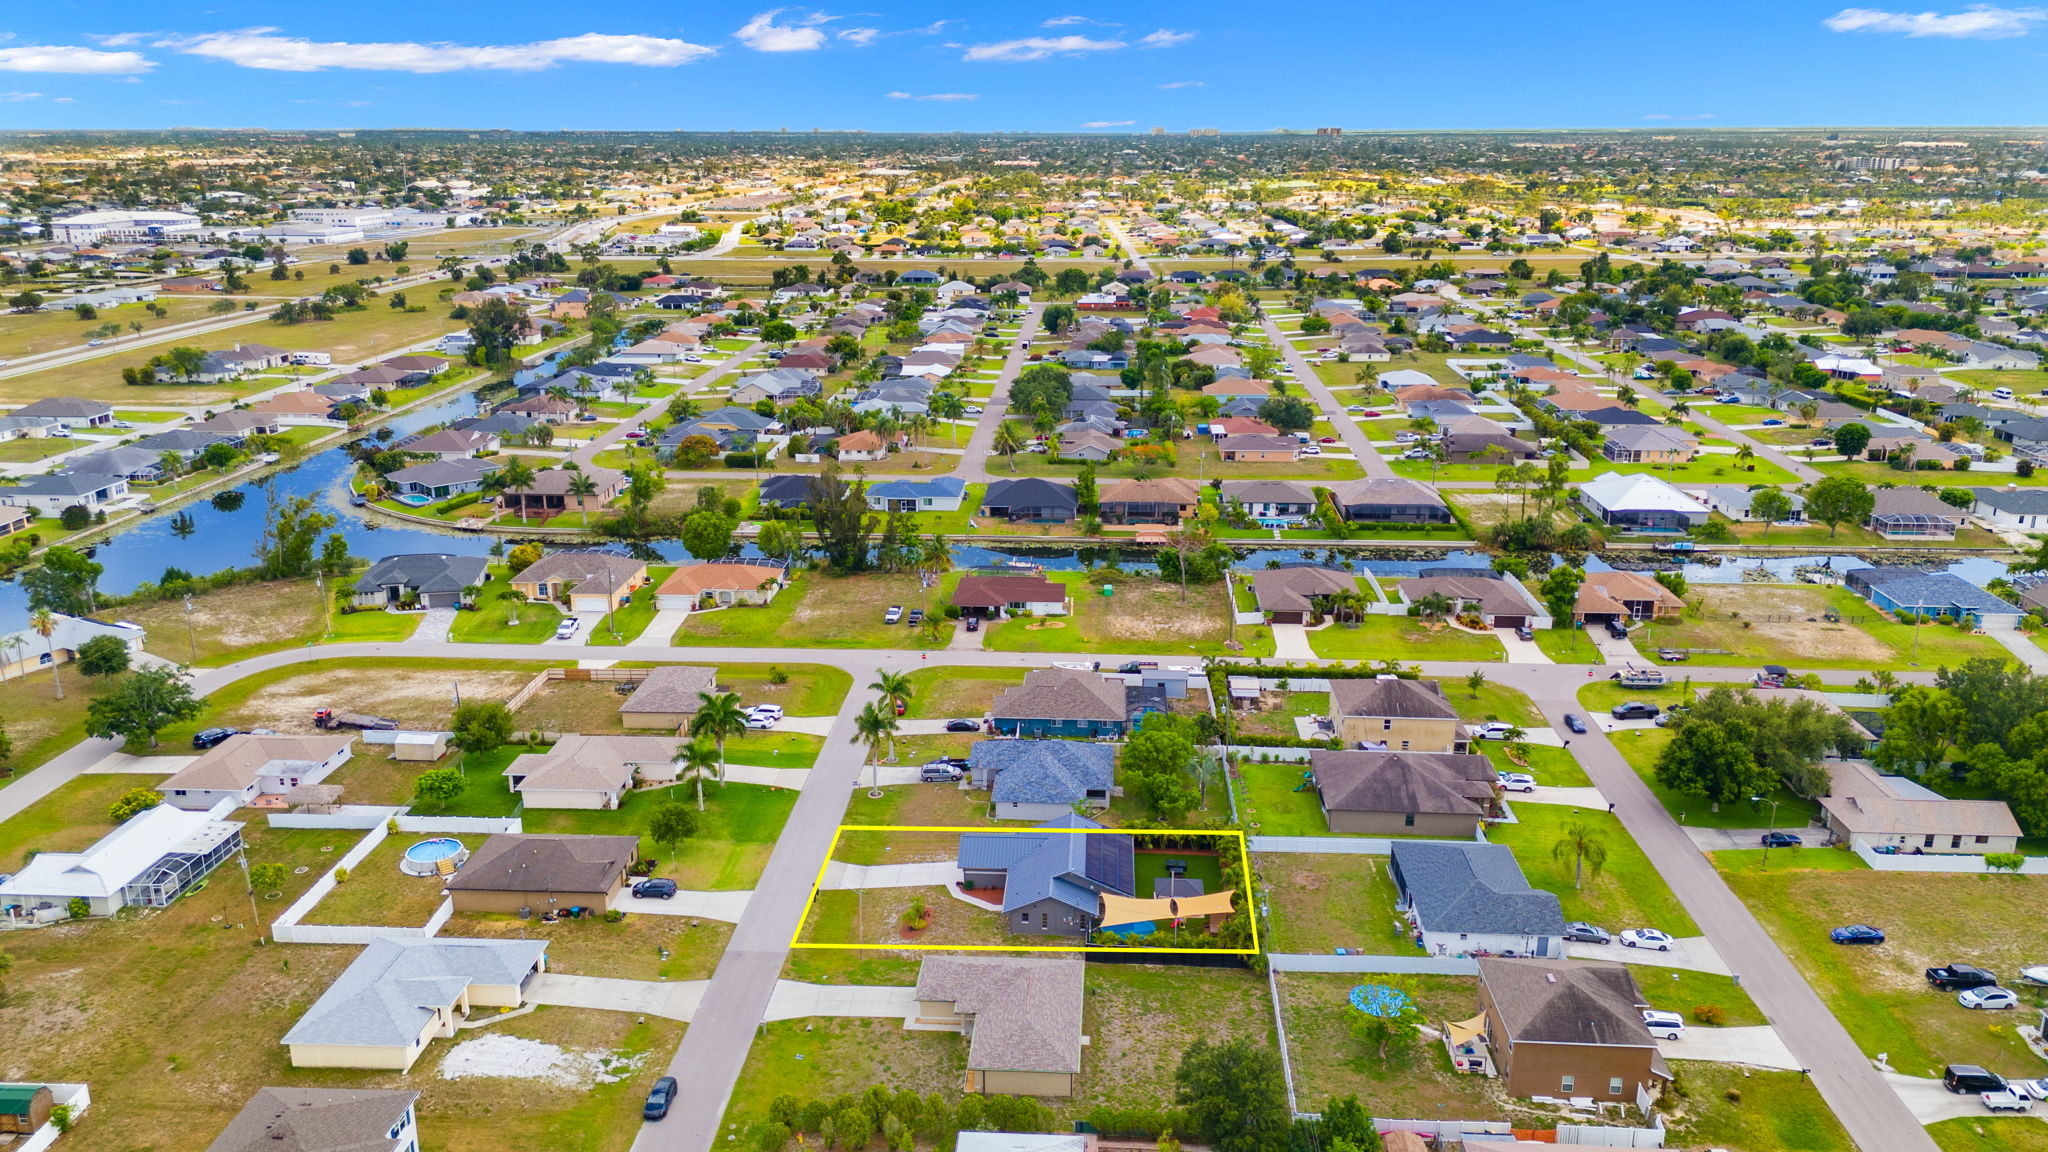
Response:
1329,676,1457,721
617,665,718,715
1250,566,1356,614
354,553,488,597
982,477,1078,510
281,938,548,1049
161,733,352,794
505,734,679,795
957,816,1135,914
1390,841,1565,938
954,573,1068,609
1579,471,1710,515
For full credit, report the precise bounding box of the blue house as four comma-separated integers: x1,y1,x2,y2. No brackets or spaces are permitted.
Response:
865,475,967,514
957,815,1134,937
1844,567,2024,630
895,269,943,285
969,740,1117,821
989,668,1130,739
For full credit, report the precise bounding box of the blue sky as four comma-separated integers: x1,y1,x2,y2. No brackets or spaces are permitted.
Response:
2,3,2047,131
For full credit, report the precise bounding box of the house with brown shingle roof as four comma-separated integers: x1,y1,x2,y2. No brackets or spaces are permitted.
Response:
1097,477,1200,525
617,665,719,729
914,956,1086,1096
507,549,646,612
1329,676,1463,752
1310,748,1500,836
990,668,1129,738
1573,571,1683,624
443,833,639,913
1249,566,1357,624
655,563,786,610
205,1088,420,1152
1476,957,1670,1101
953,574,1070,618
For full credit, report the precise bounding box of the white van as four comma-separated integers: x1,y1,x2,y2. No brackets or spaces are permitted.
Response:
1641,1010,1687,1040
1994,387,2016,401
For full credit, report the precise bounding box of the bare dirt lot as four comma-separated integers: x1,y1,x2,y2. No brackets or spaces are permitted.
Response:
211,664,539,734
1680,584,1891,664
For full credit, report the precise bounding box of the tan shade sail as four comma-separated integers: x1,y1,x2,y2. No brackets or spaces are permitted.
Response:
1099,889,1237,926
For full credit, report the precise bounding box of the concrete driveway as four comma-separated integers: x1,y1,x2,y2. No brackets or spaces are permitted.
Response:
1496,628,1551,664
1660,1025,1802,1070
1511,786,1608,809
615,889,754,922
1885,1073,2009,1124
819,860,960,890
764,981,918,1022
1683,825,1820,852
527,973,708,1022
1568,935,1732,975
1270,623,1316,660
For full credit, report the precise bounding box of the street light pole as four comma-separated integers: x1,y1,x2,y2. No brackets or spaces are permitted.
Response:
1754,794,1782,868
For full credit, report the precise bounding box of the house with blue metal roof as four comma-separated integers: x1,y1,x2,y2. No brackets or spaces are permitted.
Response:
1844,567,2024,630
969,740,1117,821
957,816,1135,937
865,476,967,514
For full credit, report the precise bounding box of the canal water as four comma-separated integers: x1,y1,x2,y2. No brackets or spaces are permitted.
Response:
0,378,2015,620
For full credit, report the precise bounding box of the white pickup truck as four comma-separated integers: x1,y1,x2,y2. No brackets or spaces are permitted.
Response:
1983,1090,2033,1113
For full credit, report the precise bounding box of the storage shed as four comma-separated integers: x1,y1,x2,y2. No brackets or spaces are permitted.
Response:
0,1084,54,1135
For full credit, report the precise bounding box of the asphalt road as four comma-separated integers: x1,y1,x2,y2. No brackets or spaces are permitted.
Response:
955,304,1042,482
1262,315,1394,479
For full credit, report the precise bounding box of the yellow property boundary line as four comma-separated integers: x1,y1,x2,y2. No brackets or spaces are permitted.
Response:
791,825,1261,956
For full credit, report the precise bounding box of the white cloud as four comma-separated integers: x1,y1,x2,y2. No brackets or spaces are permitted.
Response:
87,32,151,47
886,90,977,100
1042,15,1118,26
735,9,829,52
838,27,880,45
1139,28,1195,47
53,95,74,102
1,91,44,101
1823,5,2046,37
1158,79,1205,88
166,30,715,71
0,44,154,73
1081,119,1134,127
961,34,1124,61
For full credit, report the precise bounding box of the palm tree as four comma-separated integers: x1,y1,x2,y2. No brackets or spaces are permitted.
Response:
672,736,720,812
30,609,62,700
1551,820,1609,890
1415,591,1456,624
1044,431,1064,460
993,422,1023,472
689,691,749,784
0,634,23,682
917,533,953,583
1734,443,1756,471
496,584,527,626
850,700,897,793
868,670,914,761
565,472,600,526
930,391,966,445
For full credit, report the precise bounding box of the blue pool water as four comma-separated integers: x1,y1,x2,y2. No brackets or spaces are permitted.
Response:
403,838,463,865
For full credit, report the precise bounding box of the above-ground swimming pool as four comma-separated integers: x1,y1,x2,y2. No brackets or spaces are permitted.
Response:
400,837,470,876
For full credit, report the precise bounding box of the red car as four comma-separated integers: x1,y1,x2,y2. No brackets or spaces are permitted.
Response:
1318,436,1338,443
1362,410,1383,417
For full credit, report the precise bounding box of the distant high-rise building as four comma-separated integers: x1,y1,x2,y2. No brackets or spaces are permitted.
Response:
1151,126,1166,136
1189,128,1219,137
1315,127,1343,137
1839,155,1905,170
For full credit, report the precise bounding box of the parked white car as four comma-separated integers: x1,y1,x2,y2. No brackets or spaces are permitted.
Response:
1495,772,1536,793
1641,1010,1687,1040
1473,722,1517,740
1960,987,2020,1010
1620,928,1676,952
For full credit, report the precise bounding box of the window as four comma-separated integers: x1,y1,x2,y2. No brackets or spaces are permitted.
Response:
1952,835,1963,849
1382,719,1393,731
1977,835,1990,844
1040,912,1049,929
1018,912,1029,924
1404,813,1416,828
1399,741,1410,751
1609,1077,1624,1096
1559,1075,1576,1094
1924,834,1936,848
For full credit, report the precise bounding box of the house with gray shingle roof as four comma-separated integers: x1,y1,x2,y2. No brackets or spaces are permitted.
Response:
969,740,1117,821
1844,566,2023,630
1388,841,1566,959
352,553,489,609
617,665,718,729
281,938,549,1071
915,956,1086,1096
956,815,1134,937
1971,485,2048,531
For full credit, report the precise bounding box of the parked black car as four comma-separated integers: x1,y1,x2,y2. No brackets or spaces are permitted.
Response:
1761,832,1803,848
1927,964,1999,991
1944,1065,2007,1094
965,615,981,632
1610,702,1661,721
644,1076,678,1120
1605,618,1631,639
632,878,678,900
192,727,238,750
944,719,980,733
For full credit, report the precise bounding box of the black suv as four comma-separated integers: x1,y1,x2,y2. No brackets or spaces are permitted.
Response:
1927,964,1999,991
632,878,678,900
192,727,238,750
1944,1065,2007,1094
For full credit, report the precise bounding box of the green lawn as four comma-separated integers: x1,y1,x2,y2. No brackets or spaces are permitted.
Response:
1533,624,1603,664
326,609,423,643
1607,726,1824,830
1641,585,2013,673
587,566,674,647
525,781,798,889
1234,759,1334,836
1635,967,1765,1027
1929,1117,2048,1152
1306,616,1506,662
450,572,564,643
1449,680,1543,727
981,570,1258,657
1482,742,1590,787
900,666,1028,719
1663,1063,1855,1152
1723,866,2048,1076
0,435,90,462
1488,803,1699,936
672,571,955,650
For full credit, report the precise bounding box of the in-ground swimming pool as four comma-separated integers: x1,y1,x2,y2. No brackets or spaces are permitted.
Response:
399,837,470,876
